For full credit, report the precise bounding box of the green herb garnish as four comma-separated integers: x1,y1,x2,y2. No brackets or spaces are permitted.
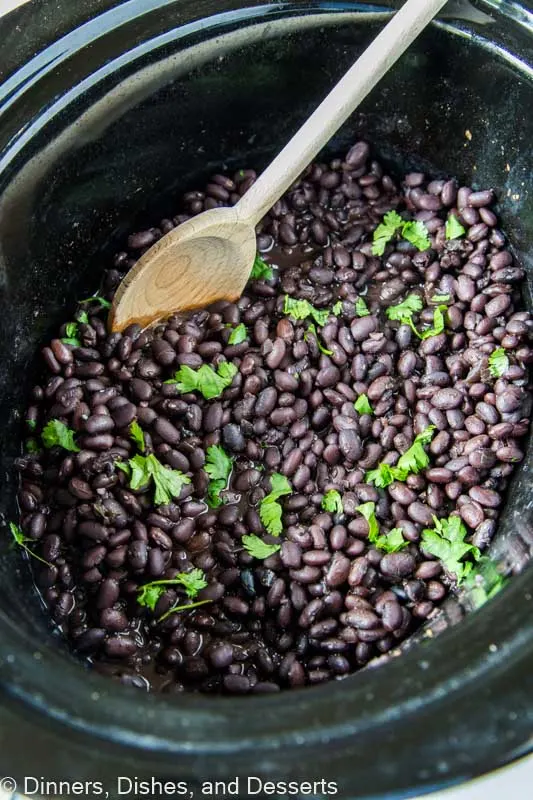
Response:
283,295,329,326
259,473,292,536
137,569,210,621
61,321,81,347
354,394,373,415
372,211,431,255
488,347,509,378
355,297,370,317
242,534,281,560
42,420,80,452
375,527,408,554
117,453,190,506
401,220,431,251
332,301,344,316
372,210,404,256
129,420,145,453
251,254,273,281
9,522,52,567
386,294,424,324
322,489,343,514
465,556,507,608
305,323,333,355
366,426,436,487
165,362,238,400
356,502,380,541
79,294,111,310
205,445,233,508
445,214,466,240
421,515,480,583
228,324,248,345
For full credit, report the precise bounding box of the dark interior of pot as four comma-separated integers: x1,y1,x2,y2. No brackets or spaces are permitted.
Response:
0,1,532,796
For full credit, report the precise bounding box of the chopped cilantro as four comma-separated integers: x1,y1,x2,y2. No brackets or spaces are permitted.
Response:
366,426,436,487
305,323,333,355
372,210,404,256
354,394,373,415
355,297,370,317
386,294,423,324
205,445,233,508
259,473,292,536
228,324,248,345
356,502,380,542
488,347,509,378
322,490,343,514
242,534,281,560
165,362,238,400
129,420,145,452
465,556,507,608
332,301,344,316
79,294,111,310
421,515,480,583
445,214,466,240
283,296,329,326
401,220,431,251
118,453,190,506
42,420,80,452
9,522,52,566
251,254,273,281
375,527,408,553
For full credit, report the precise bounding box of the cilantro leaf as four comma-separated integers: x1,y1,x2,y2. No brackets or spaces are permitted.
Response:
375,527,408,553
259,473,292,536
355,297,370,317
305,323,333,355
64,322,78,338
205,445,233,508
396,425,436,474
421,515,480,583
137,569,208,612
488,347,509,378
26,418,37,431
42,420,80,452
431,294,451,303
356,502,380,542
228,324,248,345
77,310,89,324
366,426,436,487
79,294,111,310
365,463,399,489
61,320,81,345
465,556,507,609
251,254,273,281
354,394,373,415
129,420,145,452
386,294,423,324
332,301,344,316
417,305,447,340
122,453,190,505
402,220,431,251
165,362,238,400
372,210,404,256
445,214,466,240
322,489,343,514
242,534,281,560
9,522,52,566
25,438,41,454
283,296,329,326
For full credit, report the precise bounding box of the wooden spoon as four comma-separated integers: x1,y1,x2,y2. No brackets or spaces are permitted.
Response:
109,0,448,332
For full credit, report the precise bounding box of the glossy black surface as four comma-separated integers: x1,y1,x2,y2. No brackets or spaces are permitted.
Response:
0,2,532,798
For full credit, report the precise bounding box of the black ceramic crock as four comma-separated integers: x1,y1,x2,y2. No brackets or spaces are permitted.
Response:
0,1,532,798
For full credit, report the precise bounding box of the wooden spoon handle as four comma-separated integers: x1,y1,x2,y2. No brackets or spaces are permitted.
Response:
236,0,448,226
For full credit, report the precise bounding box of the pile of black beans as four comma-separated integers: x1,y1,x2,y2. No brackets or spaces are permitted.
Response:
15,140,532,694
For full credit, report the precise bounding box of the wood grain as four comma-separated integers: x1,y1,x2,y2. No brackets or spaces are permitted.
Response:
110,0,448,332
